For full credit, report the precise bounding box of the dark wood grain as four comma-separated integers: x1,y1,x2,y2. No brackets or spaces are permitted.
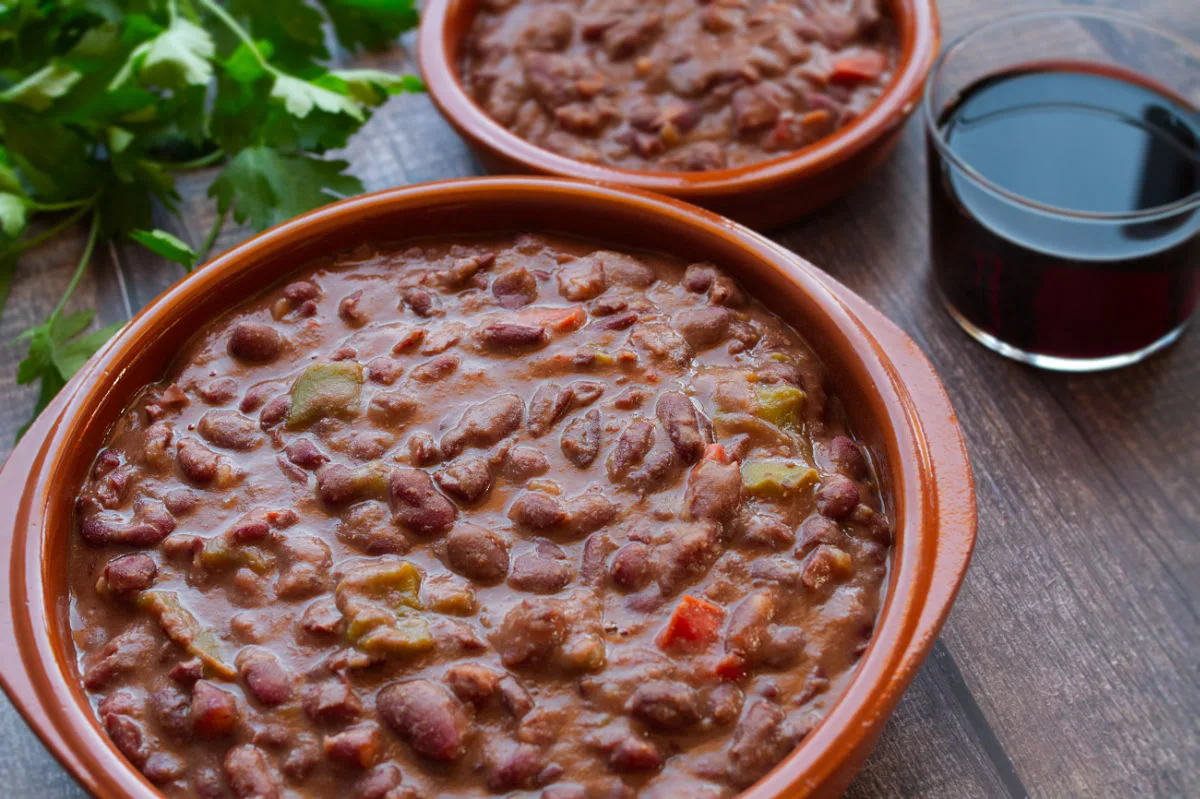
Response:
1,1,1197,797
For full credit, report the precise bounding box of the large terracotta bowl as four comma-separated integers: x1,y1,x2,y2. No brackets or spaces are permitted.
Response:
0,178,974,798
418,0,940,229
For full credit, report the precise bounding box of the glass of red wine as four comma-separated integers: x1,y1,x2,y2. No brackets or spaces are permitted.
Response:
924,10,1200,371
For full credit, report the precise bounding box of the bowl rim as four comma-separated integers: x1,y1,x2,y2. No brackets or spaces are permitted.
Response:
417,0,941,197
0,177,975,799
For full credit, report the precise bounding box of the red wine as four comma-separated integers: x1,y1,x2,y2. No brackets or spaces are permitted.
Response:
928,64,1200,364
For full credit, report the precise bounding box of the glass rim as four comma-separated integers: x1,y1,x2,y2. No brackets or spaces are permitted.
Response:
922,8,1200,222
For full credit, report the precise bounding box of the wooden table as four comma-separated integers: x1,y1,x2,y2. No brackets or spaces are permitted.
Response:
1,0,1196,796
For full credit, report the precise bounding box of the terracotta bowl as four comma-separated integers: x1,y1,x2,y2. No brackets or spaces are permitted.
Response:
0,178,974,798
418,0,940,229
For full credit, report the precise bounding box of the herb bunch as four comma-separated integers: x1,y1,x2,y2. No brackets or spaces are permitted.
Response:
0,0,421,429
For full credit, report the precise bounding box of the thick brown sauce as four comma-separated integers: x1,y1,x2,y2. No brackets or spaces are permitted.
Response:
461,0,898,171
69,234,890,799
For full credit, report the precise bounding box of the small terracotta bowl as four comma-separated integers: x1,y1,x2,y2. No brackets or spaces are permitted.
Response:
418,0,940,229
0,178,974,798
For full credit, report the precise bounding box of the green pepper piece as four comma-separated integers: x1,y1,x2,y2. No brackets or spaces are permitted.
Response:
287,361,364,428
198,538,272,574
356,610,434,655
754,384,806,428
138,590,236,679
740,459,818,496
336,560,422,609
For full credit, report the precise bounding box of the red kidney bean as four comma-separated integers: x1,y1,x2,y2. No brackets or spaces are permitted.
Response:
390,467,457,536
445,523,510,585
101,553,157,598
442,394,524,457
191,680,239,737
228,322,283,363
377,679,472,761
443,662,500,709
627,680,701,731
302,676,363,724
560,408,601,467
816,474,859,519
434,456,493,504
236,647,293,706
224,744,281,799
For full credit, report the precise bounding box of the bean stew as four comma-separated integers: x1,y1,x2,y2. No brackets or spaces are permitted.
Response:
460,0,898,171
70,234,892,798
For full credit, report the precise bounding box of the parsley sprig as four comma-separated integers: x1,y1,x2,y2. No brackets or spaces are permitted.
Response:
0,0,421,432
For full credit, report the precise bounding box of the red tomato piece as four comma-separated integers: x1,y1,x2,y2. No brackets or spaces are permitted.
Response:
830,51,887,84
657,595,725,652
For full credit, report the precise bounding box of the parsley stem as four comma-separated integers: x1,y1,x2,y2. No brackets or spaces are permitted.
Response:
25,198,93,213
49,211,101,323
196,209,227,266
13,204,93,255
198,0,277,74
159,149,225,171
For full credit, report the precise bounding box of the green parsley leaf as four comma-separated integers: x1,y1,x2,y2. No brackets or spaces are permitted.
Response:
130,228,196,269
141,17,214,87
270,73,363,121
209,146,362,230
0,192,27,237
0,61,83,111
320,69,424,106
320,0,418,51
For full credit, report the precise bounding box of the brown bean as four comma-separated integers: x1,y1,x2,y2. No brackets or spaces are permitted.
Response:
485,741,545,792
390,467,457,536
300,596,343,636
285,438,329,470
236,647,293,706
325,723,381,769
409,353,460,383
527,383,570,438
816,474,859,519
401,286,439,317
377,679,472,761
303,676,363,723
101,553,157,598
502,446,551,481
199,377,238,405
481,322,550,351
627,681,702,731
259,395,289,429
508,540,574,593
673,306,732,350
339,290,368,327
192,680,239,737
435,456,493,504
683,456,742,524
498,674,534,718
441,394,524,457
199,410,262,451
492,267,539,308
607,735,664,772
606,417,656,482
445,523,509,585
608,542,653,591
656,392,708,464
725,591,777,663
443,662,500,709
492,598,568,668
726,701,794,788
367,390,419,426
561,408,601,467
354,764,403,799
177,437,220,483
224,744,281,799
228,321,284,363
